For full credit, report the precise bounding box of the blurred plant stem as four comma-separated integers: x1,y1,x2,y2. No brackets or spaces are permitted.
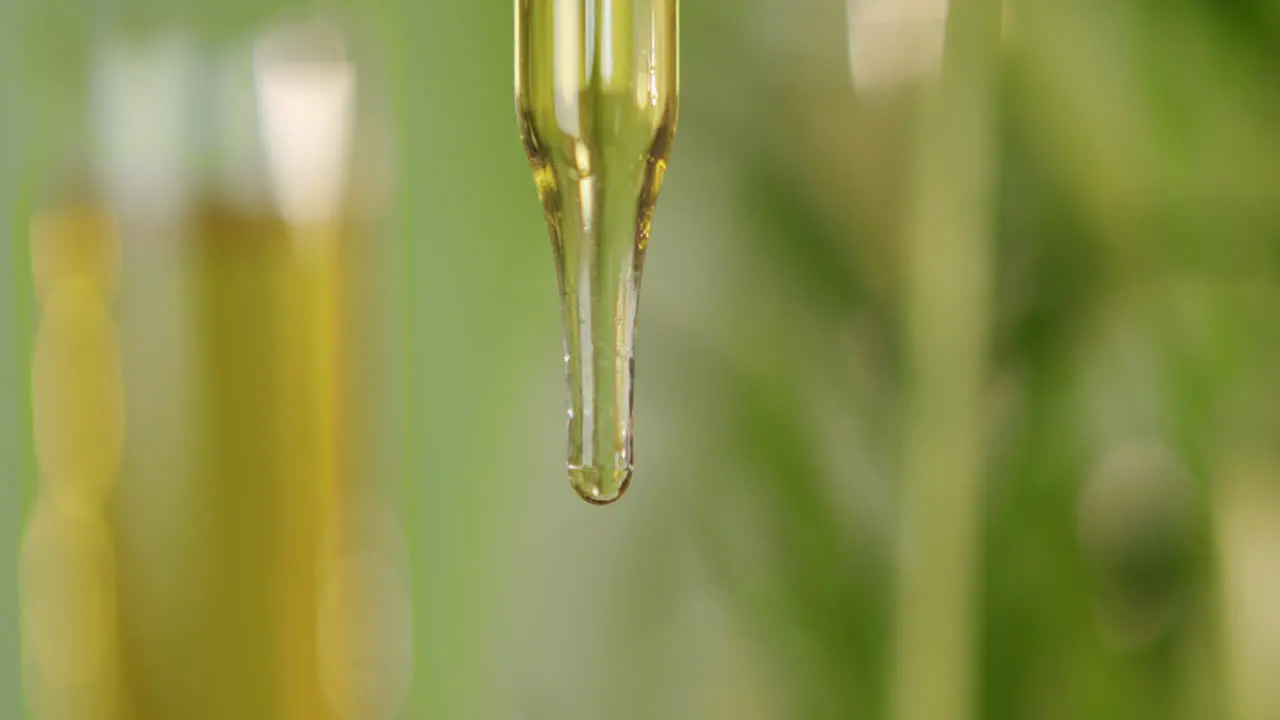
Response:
892,1,1001,719
1214,454,1280,720
1213,392,1280,720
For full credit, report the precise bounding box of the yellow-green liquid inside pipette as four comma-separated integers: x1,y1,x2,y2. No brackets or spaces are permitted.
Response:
516,0,678,505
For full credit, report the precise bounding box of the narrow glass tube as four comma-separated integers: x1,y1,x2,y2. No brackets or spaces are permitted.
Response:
516,0,679,504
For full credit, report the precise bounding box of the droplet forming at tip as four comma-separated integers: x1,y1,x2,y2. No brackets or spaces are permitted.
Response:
516,0,679,505
570,465,633,505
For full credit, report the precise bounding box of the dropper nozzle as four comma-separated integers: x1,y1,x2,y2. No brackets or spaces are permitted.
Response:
516,0,678,504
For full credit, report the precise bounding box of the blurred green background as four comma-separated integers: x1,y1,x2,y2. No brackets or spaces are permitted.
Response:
4,0,1280,718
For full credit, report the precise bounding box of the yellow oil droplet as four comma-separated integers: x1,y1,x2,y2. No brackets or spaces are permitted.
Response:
569,464,633,505
516,0,679,504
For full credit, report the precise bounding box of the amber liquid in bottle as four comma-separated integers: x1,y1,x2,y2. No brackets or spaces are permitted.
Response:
516,0,679,505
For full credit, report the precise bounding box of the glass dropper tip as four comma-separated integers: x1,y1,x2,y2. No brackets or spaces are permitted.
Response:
517,0,678,506
569,465,633,506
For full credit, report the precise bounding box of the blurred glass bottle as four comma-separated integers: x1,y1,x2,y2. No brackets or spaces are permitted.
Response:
20,15,408,720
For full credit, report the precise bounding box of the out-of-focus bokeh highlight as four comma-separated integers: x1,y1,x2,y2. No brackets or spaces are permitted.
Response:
2,0,1279,719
